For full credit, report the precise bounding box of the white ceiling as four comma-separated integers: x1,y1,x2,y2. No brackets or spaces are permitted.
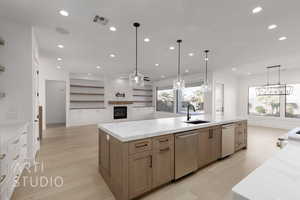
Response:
1,0,300,80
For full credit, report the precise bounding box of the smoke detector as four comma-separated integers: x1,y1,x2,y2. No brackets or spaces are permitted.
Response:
93,15,109,25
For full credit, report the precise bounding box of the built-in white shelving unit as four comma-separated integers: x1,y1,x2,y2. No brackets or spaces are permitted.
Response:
132,84,153,108
70,79,105,110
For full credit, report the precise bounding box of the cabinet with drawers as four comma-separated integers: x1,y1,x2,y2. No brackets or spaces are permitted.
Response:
0,122,28,200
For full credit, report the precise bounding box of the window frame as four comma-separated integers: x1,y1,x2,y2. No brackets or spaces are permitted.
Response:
285,83,300,119
155,87,175,113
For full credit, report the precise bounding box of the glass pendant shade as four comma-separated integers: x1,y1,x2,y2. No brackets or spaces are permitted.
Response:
173,78,185,90
201,50,211,92
129,71,144,87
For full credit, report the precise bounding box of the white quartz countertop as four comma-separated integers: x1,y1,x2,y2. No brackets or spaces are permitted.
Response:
232,128,300,200
0,121,28,141
98,115,246,142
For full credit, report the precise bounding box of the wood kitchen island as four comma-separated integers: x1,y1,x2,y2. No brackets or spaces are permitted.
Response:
98,116,247,200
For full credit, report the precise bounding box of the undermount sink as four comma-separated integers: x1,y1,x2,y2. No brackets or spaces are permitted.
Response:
185,120,210,124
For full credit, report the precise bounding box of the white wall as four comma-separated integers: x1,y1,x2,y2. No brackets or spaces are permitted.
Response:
0,19,36,161
45,80,66,125
238,68,300,129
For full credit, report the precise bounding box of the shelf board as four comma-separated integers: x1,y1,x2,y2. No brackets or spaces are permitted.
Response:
70,100,104,103
133,100,153,103
133,95,153,97
133,88,152,92
70,107,106,110
70,84,104,89
70,92,104,95
133,106,154,108
108,101,134,105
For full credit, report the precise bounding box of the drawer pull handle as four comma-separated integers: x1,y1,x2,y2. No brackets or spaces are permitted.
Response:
13,154,20,161
0,153,6,160
160,147,170,152
159,139,169,143
149,155,152,168
135,143,148,148
0,175,6,184
13,139,20,144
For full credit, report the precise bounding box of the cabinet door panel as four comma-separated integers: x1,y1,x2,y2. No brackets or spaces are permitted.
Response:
198,129,211,168
211,127,221,161
129,151,152,199
100,131,110,172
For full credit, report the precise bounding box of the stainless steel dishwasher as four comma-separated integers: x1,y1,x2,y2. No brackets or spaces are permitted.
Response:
175,130,199,179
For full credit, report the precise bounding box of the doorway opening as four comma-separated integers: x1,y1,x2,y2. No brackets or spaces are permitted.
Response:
45,80,66,128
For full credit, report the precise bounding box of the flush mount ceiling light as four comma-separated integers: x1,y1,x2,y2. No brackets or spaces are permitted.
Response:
188,53,194,57
57,44,64,49
144,38,150,42
155,63,159,67
57,66,61,69
109,54,116,58
59,10,69,17
252,6,263,14
268,24,277,30
232,67,237,71
57,57,62,61
278,36,287,41
169,46,175,50
201,50,211,92
247,72,252,75
173,39,185,90
161,75,165,78
129,22,144,87
109,26,117,31
185,69,189,73
96,65,101,69
255,65,293,96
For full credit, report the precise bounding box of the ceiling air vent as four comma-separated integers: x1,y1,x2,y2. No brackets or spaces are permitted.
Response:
93,15,109,25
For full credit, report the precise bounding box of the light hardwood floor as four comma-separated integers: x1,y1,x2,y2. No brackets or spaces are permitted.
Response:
12,125,286,200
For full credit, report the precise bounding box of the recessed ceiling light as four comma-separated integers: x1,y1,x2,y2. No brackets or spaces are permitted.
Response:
161,75,165,78
109,26,117,32
247,72,252,75
155,63,159,67
57,66,61,69
57,44,64,49
185,69,189,73
278,36,287,41
144,38,150,42
268,24,277,30
169,46,175,50
59,10,69,17
232,67,237,71
96,65,101,69
252,6,263,14
57,57,62,61
109,54,116,58
188,53,194,57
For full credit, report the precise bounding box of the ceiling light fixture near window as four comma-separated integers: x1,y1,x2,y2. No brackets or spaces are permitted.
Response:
57,44,64,49
155,63,159,67
278,36,287,41
169,46,175,50
144,38,150,42
268,24,277,30
185,69,189,73
57,57,62,61
109,54,116,58
57,66,61,69
252,6,263,14
232,67,237,71
188,53,194,57
109,26,117,31
96,65,101,69
59,10,69,17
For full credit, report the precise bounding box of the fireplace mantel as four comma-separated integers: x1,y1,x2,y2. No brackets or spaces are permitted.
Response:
108,101,134,105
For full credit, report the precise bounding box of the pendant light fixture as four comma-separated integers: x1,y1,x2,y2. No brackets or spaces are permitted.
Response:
173,39,185,90
201,50,210,92
129,22,144,87
255,65,293,96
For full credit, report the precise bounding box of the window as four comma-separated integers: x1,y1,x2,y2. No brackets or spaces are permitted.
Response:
285,84,300,118
248,86,280,117
156,88,174,112
177,85,205,114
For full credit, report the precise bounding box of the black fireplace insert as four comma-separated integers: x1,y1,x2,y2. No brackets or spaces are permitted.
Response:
114,106,127,119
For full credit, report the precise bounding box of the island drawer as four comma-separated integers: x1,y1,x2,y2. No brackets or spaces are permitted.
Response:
129,139,152,155
153,135,174,151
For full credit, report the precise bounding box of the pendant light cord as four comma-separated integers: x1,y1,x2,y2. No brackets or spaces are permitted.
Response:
177,40,182,81
133,22,140,77
204,50,209,84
